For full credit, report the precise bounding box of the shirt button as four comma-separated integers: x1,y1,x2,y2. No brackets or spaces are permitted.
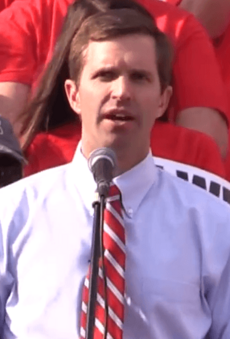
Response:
127,208,133,218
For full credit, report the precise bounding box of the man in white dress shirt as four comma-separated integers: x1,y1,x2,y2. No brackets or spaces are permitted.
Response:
0,5,230,339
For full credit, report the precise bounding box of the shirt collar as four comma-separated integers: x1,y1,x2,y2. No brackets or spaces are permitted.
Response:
113,153,157,216
71,142,157,217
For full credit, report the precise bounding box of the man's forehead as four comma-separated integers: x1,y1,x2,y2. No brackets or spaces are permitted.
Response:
83,35,157,69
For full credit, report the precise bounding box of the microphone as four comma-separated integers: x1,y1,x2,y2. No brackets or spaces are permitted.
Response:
88,147,117,198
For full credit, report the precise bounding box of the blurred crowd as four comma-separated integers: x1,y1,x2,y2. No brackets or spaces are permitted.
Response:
0,0,230,187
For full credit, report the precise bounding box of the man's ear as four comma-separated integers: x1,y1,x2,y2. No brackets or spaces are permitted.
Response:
64,79,81,115
156,85,173,119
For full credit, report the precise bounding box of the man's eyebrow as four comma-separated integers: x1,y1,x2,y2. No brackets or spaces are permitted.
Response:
129,68,154,79
91,66,118,78
90,66,154,79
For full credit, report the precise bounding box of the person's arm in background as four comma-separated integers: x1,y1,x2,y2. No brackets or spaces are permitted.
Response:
179,0,230,38
0,0,69,139
0,83,30,138
173,0,230,158
0,0,36,138
175,107,228,159
0,0,37,138
152,120,227,178
164,7,229,158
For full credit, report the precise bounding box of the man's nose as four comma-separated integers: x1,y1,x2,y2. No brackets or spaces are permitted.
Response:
111,76,132,101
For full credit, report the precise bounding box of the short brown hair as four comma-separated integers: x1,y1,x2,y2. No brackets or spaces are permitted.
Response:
68,8,173,91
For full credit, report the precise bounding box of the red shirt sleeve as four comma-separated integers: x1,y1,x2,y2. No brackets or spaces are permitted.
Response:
0,0,37,84
162,0,182,5
0,0,71,85
214,24,230,180
214,24,230,113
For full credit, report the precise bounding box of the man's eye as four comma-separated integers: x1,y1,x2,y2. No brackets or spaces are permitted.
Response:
98,71,116,81
130,72,149,82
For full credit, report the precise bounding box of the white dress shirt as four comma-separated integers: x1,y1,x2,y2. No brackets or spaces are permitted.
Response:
1,145,230,338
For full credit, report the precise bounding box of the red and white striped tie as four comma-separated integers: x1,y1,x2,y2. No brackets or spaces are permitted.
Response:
80,184,125,339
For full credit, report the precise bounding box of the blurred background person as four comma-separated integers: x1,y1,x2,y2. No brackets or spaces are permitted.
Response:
163,0,230,179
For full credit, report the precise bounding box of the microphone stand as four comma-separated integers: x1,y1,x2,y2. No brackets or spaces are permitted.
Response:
85,192,105,339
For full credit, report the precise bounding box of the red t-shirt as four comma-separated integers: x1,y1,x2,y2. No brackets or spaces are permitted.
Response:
214,25,230,117
0,0,73,86
214,24,230,180
162,0,181,5
24,121,226,178
0,0,14,11
0,0,227,121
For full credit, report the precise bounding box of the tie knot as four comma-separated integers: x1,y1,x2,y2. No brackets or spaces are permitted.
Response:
108,184,121,200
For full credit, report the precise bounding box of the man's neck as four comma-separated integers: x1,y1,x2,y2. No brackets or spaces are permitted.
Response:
80,142,150,177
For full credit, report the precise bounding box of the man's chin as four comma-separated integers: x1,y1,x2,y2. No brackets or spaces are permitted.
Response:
99,136,130,151
102,118,136,133
82,132,132,158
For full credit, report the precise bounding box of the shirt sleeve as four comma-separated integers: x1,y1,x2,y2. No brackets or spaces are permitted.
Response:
0,0,66,86
0,0,39,85
167,13,228,124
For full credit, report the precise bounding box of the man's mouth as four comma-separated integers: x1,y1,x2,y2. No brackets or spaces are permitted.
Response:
105,114,134,121
103,110,135,122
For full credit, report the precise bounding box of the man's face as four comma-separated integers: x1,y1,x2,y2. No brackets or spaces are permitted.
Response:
65,34,171,164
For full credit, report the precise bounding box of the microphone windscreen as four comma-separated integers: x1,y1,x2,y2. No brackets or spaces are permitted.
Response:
88,147,117,197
